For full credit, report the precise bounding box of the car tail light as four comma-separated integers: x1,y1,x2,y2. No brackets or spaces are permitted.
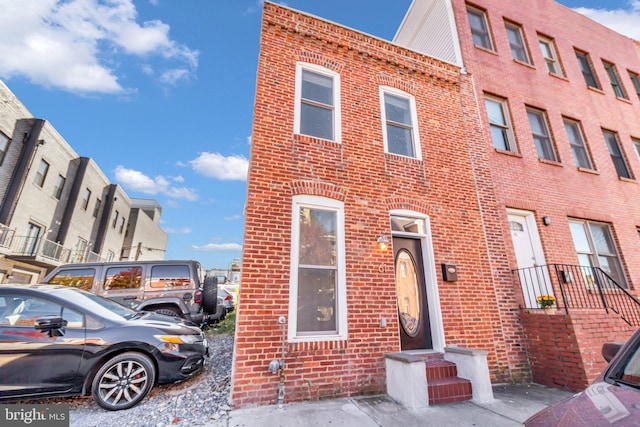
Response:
224,295,232,301
194,290,202,304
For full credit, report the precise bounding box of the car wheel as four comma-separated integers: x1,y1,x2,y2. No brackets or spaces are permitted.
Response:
201,276,218,314
92,352,156,411
152,307,180,317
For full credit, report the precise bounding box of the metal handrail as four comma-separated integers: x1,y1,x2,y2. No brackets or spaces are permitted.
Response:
512,264,640,327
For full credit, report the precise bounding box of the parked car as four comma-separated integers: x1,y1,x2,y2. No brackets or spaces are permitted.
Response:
218,287,235,314
44,260,218,326
525,329,640,426
0,284,209,410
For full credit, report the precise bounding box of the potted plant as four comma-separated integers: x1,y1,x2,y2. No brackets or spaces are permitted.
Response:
537,295,557,314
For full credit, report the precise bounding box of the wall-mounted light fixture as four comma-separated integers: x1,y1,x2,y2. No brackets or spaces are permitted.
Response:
542,216,551,226
377,235,390,251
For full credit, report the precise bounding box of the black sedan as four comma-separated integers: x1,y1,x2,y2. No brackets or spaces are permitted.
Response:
0,284,209,410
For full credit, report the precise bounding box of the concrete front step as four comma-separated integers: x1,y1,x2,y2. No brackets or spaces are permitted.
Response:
425,359,458,380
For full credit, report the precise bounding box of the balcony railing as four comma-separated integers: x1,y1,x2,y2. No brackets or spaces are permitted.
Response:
513,264,640,327
0,224,15,249
9,235,103,265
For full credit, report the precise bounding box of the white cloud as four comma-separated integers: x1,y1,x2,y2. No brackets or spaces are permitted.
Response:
0,0,199,94
572,1,640,39
190,243,243,252
225,215,241,221
164,227,191,234
188,152,249,181
114,165,198,201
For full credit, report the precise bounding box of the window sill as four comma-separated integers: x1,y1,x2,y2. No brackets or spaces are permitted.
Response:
587,86,605,95
548,72,568,82
513,59,535,69
615,96,632,105
538,158,563,167
474,45,498,56
619,176,637,184
494,148,522,158
577,167,599,175
293,133,341,145
384,152,423,163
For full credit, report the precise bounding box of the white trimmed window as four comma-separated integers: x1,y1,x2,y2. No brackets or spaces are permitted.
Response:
289,195,346,341
539,35,562,76
380,87,421,159
602,129,632,179
505,22,530,64
526,107,557,161
563,119,592,169
294,63,341,142
485,95,516,152
467,6,493,50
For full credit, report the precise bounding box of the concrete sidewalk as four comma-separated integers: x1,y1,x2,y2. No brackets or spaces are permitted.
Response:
226,384,575,427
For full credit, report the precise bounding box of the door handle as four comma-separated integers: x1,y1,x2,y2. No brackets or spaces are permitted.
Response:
123,296,137,300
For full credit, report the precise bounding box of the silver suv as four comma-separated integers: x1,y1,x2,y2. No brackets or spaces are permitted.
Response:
44,260,218,325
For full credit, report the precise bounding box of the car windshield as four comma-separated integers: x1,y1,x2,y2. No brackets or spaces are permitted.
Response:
609,339,640,390
53,287,138,321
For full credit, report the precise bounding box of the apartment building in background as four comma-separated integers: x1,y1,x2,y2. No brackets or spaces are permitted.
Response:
233,0,640,408
0,80,167,282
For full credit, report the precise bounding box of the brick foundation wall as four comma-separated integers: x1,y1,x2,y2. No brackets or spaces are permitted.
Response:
520,309,635,391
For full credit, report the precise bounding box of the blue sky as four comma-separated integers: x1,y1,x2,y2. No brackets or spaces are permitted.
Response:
0,0,637,270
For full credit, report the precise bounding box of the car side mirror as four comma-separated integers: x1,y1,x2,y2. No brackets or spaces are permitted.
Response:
35,316,67,337
602,341,623,362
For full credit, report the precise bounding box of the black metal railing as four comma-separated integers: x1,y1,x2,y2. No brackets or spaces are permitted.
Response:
512,264,640,327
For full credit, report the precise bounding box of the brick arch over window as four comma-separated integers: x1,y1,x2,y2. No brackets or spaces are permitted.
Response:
298,51,343,73
385,197,432,215
377,74,416,95
289,180,348,201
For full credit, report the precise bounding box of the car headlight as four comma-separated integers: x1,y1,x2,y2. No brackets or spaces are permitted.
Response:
154,334,200,344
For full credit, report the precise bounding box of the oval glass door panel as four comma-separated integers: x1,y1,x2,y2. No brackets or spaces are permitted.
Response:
395,249,420,337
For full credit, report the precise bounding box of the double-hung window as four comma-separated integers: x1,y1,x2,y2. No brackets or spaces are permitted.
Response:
53,175,66,200
467,6,493,50
633,138,640,162
569,219,626,288
602,130,632,179
575,50,599,89
380,87,421,159
629,71,640,100
289,195,346,341
505,22,529,63
81,188,91,211
603,61,627,99
34,159,49,187
563,119,592,169
0,133,10,166
485,95,516,152
538,35,562,76
526,108,556,161
295,63,341,142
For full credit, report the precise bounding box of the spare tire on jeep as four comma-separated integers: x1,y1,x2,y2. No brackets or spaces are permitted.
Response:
201,275,218,314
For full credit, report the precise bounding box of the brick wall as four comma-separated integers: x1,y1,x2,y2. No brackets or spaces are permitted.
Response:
232,2,528,407
521,309,635,391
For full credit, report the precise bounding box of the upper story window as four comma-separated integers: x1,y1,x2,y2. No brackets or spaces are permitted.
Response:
505,22,529,63
538,35,562,76
294,63,341,142
467,6,493,50
575,50,600,89
81,188,91,211
629,71,640,100
380,87,421,159
34,159,49,188
484,95,516,152
119,217,126,234
563,119,592,169
602,129,632,179
603,61,627,99
289,195,346,342
0,133,10,166
633,138,640,162
53,175,65,200
93,198,101,218
526,107,557,161
111,210,119,228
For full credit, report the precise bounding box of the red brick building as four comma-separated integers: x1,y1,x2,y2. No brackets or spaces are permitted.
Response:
232,0,640,408
396,0,640,390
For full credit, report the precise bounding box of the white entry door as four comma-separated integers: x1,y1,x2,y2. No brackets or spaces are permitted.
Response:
507,210,551,307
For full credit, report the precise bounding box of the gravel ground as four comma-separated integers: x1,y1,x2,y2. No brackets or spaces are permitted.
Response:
27,330,234,427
